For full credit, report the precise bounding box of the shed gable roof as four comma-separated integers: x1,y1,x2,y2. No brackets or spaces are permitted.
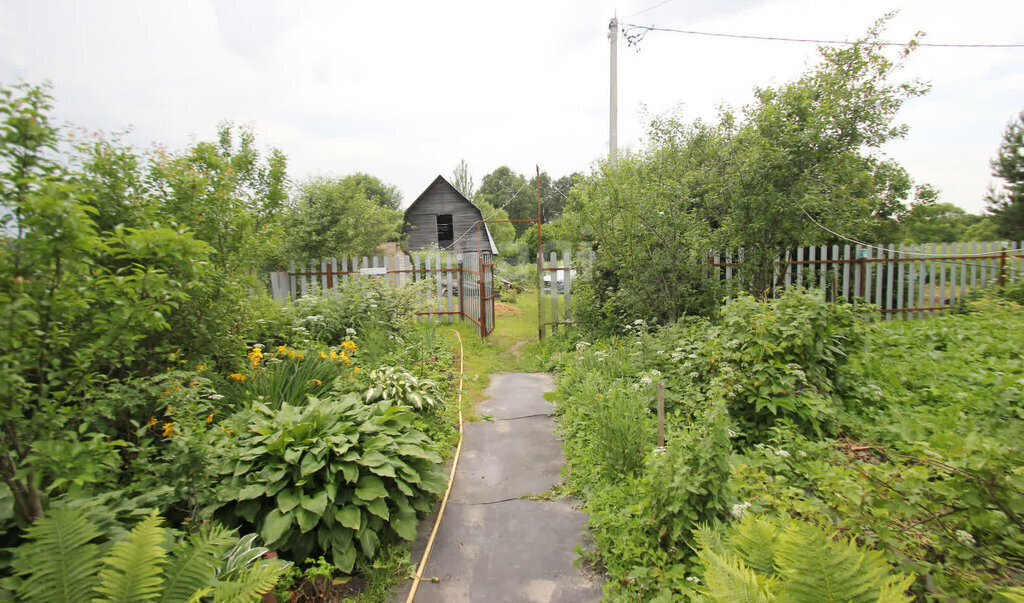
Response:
404,175,499,255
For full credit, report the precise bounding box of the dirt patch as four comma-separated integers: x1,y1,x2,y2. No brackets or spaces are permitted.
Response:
494,302,522,317
507,339,530,359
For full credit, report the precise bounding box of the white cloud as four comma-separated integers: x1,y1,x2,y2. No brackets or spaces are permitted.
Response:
1,0,1021,215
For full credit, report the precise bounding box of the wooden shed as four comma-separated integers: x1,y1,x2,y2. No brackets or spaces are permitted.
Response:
403,175,499,256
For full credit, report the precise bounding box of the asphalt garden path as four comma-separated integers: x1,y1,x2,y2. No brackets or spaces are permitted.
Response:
394,373,603,603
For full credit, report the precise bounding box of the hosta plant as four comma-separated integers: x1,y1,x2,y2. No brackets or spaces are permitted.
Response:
213,393,446,572
362,366,441,411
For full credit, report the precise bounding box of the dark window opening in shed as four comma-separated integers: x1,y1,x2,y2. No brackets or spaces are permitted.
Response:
436,214,454,248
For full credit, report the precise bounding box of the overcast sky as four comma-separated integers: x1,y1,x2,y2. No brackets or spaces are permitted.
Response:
2,0,1022,214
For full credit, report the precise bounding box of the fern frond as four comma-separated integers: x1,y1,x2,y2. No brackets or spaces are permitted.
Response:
211,561,288,603
94,510,167,602
698,548,777,602
730,515,779,577
158,523,236,603
13,506,102,603
773,521,911,603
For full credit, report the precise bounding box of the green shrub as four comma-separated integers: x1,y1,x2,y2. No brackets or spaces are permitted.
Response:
212,394,446,572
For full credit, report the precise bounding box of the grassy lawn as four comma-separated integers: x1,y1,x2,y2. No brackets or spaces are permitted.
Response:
435,287,553,419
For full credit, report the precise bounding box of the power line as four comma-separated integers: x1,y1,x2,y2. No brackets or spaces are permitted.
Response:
624,23,1024,48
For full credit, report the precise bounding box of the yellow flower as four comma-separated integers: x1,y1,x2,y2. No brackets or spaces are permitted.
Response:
596,394,603,399
162,422,176,438
146,416,157,428
310,379,322,386
320,351,328,359
228,373,246,381
196,364,206,371
277,345,289,353
206,413,214,423
341,340,357,353
248,347,264,368
353,367,360,374
222,427,235,435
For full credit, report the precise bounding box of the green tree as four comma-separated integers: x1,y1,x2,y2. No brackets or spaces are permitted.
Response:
717,16,928,293
899,201,991,243
474,167,533,236
985,109,1024,239
346,172,402,210
284,175,403,259
0,84,213,522
450,159,475,200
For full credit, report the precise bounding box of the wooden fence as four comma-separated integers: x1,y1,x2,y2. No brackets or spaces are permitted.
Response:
269,253,495,335
539,251,593,337
709,240,1024,319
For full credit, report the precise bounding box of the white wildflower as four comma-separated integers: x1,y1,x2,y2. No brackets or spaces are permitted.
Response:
727,429,738,438
775,449,791,458
686,576,701,584
252,343,264,349
731,501,752,519
654,446,667,456
208,394,224,401
689,372,700,379
955,530,976,547
650,369,662,376
346,327,357,336
640,376,653,386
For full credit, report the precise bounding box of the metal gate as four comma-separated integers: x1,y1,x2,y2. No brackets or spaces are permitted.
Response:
459,252,495,337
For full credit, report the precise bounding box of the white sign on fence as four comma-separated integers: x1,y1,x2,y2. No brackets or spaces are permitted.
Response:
359,267,388,276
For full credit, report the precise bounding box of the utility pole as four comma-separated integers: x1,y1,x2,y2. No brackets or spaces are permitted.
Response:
608,16,618,160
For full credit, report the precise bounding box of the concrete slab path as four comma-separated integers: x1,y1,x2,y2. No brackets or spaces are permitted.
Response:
393,373,603,603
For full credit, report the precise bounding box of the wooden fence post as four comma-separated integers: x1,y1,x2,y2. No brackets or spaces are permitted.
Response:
657,382,665,448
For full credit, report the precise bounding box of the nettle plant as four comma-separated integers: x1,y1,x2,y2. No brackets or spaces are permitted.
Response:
212,393,446,571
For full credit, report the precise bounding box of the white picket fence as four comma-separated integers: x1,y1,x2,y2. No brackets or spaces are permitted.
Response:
269,253,495,333
709,240,1024,319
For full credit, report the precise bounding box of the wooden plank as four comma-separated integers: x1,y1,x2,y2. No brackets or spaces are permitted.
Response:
818,245,827,293
842,245,851,302
563,251,572,323
783,248,792,295
896,244,906,320
320,259,327,291
863,246,872,306
928,243,937,315
446,254,455,323
874,245,884,312
550,252,559,333
831,245,839,303
289,260,296,300
796,246,803,288
435,254,443,322
725,249,733,283
921,244,929,319
413,255,422,323
300,260,308,297
939,243,948,308
885,244,895,321
970,242,978,289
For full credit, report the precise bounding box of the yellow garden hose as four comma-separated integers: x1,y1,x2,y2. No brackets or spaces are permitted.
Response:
405,329,465,603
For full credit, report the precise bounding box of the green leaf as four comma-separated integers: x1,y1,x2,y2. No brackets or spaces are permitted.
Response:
237,484,263,501
295,508,319,533
418,467,447,494
12,506,102,603
335,506,362,531
364,498,389,521
95,510,166,602
300,453,325,476
391,508,418,541
236,499,261,523
357,528,380,558
332,545,356,574
340,463,359,484
276,488,301,513
355,475,388,500
299,491,328,516
260,509,293,547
